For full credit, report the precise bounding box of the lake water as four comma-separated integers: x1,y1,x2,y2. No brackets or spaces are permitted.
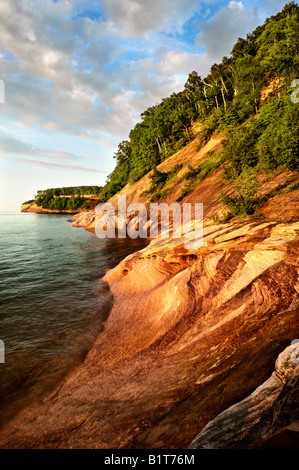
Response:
0,211,148,426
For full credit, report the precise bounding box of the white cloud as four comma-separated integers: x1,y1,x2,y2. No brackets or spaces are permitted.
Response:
0,129,106,173
159,50,211,77
1,0,202,142
101,0,201,36
196,1,260,61
2,155,105,172
0,0,290,167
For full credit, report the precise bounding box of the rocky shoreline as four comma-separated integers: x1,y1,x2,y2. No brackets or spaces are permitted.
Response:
12,143,299,448
0,212,298,448
20,201,80,214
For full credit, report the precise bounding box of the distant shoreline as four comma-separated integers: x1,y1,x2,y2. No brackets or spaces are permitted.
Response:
20,200,83,215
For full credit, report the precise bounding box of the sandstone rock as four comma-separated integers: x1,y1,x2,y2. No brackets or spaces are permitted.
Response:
0,218,298,449
189,343,299,449
71,211,96,228
20,201,79,214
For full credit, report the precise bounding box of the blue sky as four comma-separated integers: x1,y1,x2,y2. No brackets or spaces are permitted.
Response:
0,0,289,210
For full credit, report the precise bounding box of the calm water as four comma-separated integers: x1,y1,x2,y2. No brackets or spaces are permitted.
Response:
0,212,148,426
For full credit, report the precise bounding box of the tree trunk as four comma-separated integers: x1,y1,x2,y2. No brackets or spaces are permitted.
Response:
221,86,227,111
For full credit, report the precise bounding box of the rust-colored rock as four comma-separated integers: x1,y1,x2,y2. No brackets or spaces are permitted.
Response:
21,201,80,214
11,137,299,448
0,218,298,449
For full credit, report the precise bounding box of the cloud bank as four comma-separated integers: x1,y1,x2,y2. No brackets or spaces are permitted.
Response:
0,0,290,172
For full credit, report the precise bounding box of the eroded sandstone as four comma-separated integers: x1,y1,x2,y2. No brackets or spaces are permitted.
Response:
0,218,298,449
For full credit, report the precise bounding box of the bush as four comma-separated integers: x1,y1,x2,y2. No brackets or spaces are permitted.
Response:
223,118,261,177
147,164,183,200
223,92,299,177
256,93,299,171
22,199,35,205
176,181,194,202
221,168,261,216
149,187,172,202
128,166,149,183
177,151,224,201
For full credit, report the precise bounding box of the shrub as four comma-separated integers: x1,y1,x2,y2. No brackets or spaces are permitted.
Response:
22,199,34,205
148,164,183,199
256,94,299,171
221,168,261,216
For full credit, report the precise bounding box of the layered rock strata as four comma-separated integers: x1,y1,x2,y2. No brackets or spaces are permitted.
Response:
0,219,298,448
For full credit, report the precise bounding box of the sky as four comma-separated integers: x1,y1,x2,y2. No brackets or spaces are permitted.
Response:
0,0,289,210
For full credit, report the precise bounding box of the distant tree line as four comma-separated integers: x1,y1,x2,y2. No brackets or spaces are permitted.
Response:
36,186,102,197
35,186,102,210
33,3,299,210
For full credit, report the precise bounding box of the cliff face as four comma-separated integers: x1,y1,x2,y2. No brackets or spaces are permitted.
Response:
11,128,299,448
20,201,79,214
0,216,298,448
70,133,298,232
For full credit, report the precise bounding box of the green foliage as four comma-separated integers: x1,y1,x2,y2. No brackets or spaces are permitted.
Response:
103,90,198,199
193,152,224,180
224,91,299,176
37,3,297,207
149,167,168,191
177,151,224,201
149,187,172,202
256,93,299,170
221,168,261,216
98,2,298,203
22,199,34,205
256,13,299,80
176,181,194,202
35,186,102,210
36,194,85,211
36,186,102,197
147,164,183,201
223,118,261,177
